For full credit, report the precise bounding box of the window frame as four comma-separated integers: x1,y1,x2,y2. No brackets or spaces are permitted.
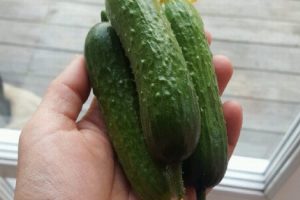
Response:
0,113,299,199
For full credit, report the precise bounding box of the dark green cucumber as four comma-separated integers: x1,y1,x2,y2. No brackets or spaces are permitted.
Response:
105,0,201,163
84,22,184,200
162,0,228,196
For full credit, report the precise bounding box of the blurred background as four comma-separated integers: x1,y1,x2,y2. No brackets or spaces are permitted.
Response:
0,0,299,199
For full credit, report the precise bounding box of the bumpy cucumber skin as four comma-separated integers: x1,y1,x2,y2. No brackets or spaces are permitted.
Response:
105,0,201,163
162,0,228,193
84,22,183,200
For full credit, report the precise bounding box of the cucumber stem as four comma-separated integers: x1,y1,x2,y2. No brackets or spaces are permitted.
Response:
196,189,206,200
166,164,184,200
100,10,109,22
159,0,196,4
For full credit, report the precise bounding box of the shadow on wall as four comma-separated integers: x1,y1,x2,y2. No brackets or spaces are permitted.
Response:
0,76,11,126
0,74,41,130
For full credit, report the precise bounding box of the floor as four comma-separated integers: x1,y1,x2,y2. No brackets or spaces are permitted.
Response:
0,0,300,159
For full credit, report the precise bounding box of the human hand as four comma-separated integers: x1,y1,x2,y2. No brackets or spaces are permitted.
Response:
14,35,242,200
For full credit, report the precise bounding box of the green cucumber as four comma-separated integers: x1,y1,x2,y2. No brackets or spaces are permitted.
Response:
105,0,201,163
84,22,184,200
162,0,228,197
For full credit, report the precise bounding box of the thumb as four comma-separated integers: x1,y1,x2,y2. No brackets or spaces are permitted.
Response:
25,56,91,135
40,55,90,120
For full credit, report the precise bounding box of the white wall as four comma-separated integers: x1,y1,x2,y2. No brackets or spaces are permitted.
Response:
273,164,300,200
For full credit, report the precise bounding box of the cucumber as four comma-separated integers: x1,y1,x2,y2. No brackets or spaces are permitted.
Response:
84,22,184,200
105,0,201,163
161,0,228,197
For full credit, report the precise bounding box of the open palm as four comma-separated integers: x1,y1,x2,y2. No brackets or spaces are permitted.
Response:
15,37,242,200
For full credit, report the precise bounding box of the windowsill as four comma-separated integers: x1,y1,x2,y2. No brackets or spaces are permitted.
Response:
0,112,299,199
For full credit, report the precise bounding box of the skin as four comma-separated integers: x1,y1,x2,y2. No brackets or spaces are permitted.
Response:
14,33,243,200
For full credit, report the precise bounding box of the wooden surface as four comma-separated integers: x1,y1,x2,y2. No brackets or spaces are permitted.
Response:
0,0,299,159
